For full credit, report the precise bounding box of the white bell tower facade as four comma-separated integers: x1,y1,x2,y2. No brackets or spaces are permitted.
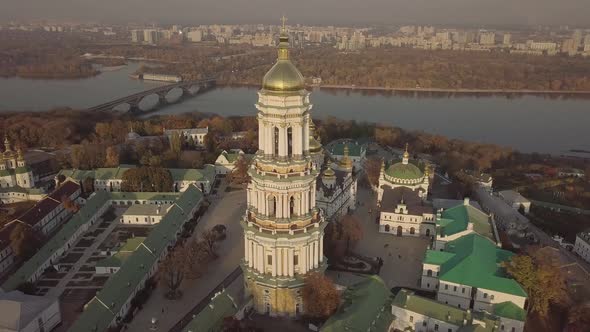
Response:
241,21,327,317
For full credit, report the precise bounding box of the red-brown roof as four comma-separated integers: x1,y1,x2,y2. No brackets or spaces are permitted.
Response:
16,198,60,227
48,180,80,201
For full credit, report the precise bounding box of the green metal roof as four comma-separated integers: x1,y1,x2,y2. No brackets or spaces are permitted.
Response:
2,191,111,291
182,291,238,332
392,288,469,326
385,161,423,180
68,186,204,332
0,169,12,177
109,191,179,201
492,301,526,322
14,166,31,174
329,143,365,157
96,237,146,268
429,234,527,297
321,275,393,332
424,250,456,265
220,150,242,164
438,203,494,242
168,165,215,183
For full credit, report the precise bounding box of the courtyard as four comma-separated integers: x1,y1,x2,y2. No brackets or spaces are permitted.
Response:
334,187,430,290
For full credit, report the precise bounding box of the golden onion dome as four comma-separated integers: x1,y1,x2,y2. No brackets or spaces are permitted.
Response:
262,31,304,92
309,136,323,153
323,167,336,178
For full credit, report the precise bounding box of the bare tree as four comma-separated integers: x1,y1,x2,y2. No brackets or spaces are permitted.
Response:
159,245,190,299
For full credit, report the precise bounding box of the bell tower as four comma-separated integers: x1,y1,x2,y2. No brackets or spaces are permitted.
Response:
241,18,327,317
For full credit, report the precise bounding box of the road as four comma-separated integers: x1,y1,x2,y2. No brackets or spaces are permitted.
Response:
126,184,246,332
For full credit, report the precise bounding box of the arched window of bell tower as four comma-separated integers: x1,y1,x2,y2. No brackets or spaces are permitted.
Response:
274,127,279,156
267,195,277,217
290,196,295,217
287,127,293,158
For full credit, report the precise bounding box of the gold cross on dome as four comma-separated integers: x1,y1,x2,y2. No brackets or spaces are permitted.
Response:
281,15,287,31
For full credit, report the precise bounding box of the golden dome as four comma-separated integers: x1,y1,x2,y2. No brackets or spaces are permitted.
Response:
323,167,335,178
261,31,304,92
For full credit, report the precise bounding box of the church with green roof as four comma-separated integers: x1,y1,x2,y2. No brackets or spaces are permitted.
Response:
377,144,430,203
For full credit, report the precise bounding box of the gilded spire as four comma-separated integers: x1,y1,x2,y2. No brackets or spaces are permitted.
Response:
278,16,290,60
339,144,353,170
402,143,410,165
4,135,11,152
17,147,25,161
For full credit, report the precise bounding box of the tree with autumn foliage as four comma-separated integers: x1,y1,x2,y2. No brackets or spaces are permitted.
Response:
229,155,250,185
363,156,382,188
503,254,566,315
302,272,341,319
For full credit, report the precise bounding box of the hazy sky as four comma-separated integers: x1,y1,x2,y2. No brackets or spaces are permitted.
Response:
3,0,590,26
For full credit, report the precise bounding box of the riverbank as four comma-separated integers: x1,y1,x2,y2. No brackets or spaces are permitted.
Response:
217,82,590,98
318,84,590,96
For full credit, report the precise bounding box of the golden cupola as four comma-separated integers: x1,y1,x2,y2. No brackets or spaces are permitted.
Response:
262,22,305,93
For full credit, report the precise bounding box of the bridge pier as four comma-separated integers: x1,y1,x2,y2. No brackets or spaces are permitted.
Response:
85,78,216,114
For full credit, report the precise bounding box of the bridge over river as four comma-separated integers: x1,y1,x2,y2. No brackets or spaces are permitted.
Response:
86,78,216,113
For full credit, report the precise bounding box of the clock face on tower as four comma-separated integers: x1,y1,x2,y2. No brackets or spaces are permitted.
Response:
240,20,327,318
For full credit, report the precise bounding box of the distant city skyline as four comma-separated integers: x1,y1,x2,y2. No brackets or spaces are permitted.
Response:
3,0,590,27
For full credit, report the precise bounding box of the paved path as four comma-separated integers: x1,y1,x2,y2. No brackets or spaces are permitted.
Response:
47,212,120,298
349,188,429,289
126,186,246,332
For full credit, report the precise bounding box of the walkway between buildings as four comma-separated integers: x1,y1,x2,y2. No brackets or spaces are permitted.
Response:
47,214,120,298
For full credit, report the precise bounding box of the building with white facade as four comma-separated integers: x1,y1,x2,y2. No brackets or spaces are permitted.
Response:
58,164,216,194
573,231,590,263
215,149,245,175
164,127,208,146
120,204,171,225
0,290,61,332
241,26,327,317
378,145,429,202
420,233,527,315
433,198,497,251
315,157,357,222
498,190,531,214
392,288,526,332
0,138,42,203
379,187,435,237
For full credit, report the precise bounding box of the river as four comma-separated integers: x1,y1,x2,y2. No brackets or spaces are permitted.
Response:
0,63,589,155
